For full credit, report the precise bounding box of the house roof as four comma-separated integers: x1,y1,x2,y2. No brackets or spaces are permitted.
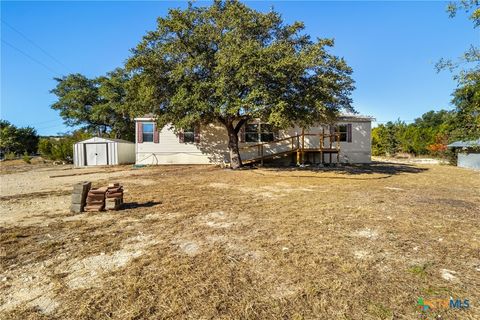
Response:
135,113,375,122
447,139,480,148
337,113,375,122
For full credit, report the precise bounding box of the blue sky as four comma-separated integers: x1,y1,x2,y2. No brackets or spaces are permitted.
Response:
1,1,477,135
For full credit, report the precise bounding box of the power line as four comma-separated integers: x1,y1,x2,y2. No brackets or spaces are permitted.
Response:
1,19,71,73
1,39,62,76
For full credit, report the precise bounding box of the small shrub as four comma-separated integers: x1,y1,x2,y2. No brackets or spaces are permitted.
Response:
22,152,32,164
4,152,16,160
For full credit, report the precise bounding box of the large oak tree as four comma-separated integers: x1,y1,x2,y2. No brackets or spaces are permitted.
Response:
127,0,355,168
51,68,135,140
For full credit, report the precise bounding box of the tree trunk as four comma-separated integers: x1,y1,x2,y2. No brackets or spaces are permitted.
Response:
226,122,242,169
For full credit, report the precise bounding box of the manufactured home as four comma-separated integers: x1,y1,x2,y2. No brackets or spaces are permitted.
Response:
134,115,373,165
134,115,373,166
73,137,135,167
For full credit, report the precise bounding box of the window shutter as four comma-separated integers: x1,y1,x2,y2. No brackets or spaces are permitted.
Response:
137,122,143,143
153,123,159,143
347,124,352,143
239,124,245,143
178,129,184,143
194,124,201,144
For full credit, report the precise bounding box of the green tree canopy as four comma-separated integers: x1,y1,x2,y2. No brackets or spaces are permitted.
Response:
127,0,355,168
0,120,39,157
450,72,480,139
436,1,480,141
51,68,135,141
371,110,456,157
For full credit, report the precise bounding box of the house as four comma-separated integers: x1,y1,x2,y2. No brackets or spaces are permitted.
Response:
134,115,373,166
73,137,135,167
447,139,480,170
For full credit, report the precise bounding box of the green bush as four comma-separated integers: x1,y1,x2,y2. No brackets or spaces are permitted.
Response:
4,152,16,160
38,130,91,162
38,138,53,158
22,152,32,164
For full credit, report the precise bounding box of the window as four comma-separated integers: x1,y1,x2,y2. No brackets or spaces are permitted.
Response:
245,123,275,143
337,124,348,142
260,124,275,142
183,127,195,143
142,123,154,142
245,124,259,142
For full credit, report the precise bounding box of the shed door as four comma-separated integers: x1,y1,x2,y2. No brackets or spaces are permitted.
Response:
85,143,108,166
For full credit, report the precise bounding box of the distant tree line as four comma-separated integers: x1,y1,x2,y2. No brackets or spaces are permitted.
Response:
374,74,479,159
372,110,454,157
0,120,39,159
374,1,479,158
37,131,92,162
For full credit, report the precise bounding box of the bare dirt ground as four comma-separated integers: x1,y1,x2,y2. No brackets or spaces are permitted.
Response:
0,161,479,319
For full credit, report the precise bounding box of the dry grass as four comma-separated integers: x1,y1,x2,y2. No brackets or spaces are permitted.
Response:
1,163,479,319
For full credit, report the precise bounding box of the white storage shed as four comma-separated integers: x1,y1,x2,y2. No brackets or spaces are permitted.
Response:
73,137,135,167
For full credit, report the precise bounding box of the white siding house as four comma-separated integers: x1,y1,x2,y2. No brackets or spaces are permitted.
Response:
134,115,373,165
73,137,135,167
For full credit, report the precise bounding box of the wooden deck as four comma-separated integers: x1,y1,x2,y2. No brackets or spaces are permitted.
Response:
240,129,341,165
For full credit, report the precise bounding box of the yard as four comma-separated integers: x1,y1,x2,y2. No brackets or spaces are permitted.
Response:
0,161,479,319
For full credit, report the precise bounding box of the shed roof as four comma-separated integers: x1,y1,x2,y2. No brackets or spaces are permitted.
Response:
75,137,134,144
447,139,480,148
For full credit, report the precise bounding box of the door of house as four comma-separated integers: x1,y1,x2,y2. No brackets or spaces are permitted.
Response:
85,143,108,166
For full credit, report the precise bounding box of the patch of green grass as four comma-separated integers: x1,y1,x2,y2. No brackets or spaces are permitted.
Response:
422,286,450,296
367,301,393,319
408,263,430,277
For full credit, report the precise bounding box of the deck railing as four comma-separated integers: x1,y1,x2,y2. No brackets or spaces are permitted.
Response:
239,129,341,165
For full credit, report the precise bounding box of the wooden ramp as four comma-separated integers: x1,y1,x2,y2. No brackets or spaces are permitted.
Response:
240,129,341,166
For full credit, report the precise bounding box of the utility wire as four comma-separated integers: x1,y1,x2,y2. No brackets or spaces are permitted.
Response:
1,39,62,76
1,19,71,73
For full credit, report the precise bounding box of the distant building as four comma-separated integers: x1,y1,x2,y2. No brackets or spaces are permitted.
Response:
447,139,480,170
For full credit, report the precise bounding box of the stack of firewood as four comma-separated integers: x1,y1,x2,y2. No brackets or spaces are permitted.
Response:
84,187,108,212
105,183,124,210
